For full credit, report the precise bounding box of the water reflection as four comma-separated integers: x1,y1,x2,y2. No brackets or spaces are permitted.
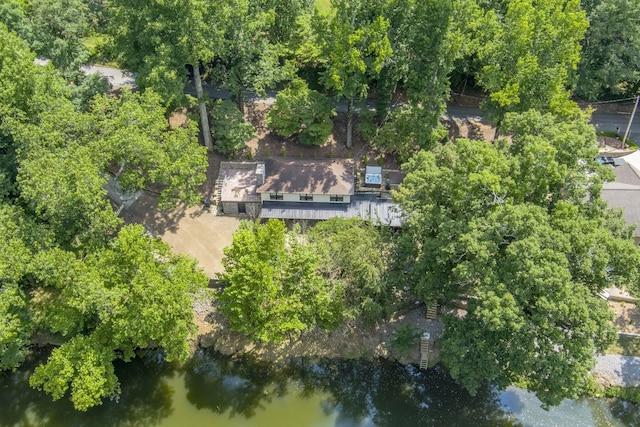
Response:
183,351,518,426
1,348,639,427
0,350,175,427
183,351,289,418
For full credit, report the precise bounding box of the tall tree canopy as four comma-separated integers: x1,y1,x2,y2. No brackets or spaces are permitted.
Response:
367,0,461,157
477,0,587,126
575,0,640,100
266,78,336,146
0,24,209,410
0,0,91,81
108,0,226,151
308,217,395,322
210,0,303,112
394,112,640,405
317,0,392,148
218,217,399,342
218,220,344,343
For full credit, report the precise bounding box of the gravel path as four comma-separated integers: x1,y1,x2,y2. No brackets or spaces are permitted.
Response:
594,355,640,387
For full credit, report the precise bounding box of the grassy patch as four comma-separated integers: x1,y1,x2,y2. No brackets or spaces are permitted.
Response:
607,334,640,357
314,0,332,15
597,130,620,138
82,35,106,55
596,130,638,149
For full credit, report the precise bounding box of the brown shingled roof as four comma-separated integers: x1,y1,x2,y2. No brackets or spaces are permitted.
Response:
257,158,354,195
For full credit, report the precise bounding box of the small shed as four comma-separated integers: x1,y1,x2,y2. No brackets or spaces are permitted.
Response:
219,162,262,217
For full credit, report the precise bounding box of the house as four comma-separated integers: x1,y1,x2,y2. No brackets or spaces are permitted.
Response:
601,152,640,244
217,158,403,227
258,158,354,204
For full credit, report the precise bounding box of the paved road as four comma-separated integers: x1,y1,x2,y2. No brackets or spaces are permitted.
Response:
590,111,640,143
82,64,137,88
84,65,640,143
446,105,640,143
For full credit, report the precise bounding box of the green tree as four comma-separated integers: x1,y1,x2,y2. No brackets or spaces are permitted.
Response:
266,79,336,146
28,225,208,410
0,27,210,411
308,217,395,322
209,99,256,155
210,0,295,113
8,88,207,248
108,0,225,151
477,0,587,127
0,205,49,370
394,135,639,405
89,89,208,211
367,0,461,157
317,0,392,148
501,109,605,207
0,22,76,200
576,0,640,99
1,0,91,81
218,220,344,343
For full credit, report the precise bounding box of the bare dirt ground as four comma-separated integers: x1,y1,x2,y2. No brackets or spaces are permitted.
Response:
610,301,640,335
238,102,497,169
122,190,239,279
123,109,235,277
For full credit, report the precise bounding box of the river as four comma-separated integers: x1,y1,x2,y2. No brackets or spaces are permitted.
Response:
0,349,638,426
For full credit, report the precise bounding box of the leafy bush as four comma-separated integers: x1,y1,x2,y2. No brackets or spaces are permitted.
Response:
209,99,255,155
266,79,335,146
390,325,421,355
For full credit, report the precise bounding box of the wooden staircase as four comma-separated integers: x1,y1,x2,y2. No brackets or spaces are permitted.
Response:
419,333,431,370
426,304,438,320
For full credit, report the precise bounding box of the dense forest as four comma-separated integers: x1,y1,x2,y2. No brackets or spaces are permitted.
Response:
1,0,640,411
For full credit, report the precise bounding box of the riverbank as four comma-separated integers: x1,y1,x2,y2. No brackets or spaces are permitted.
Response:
191,289,444,367
189,289,640,392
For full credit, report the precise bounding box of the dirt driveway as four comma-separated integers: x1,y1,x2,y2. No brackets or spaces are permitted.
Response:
122,192,240,279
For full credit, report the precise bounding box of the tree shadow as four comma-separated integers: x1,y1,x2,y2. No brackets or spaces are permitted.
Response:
605,396,640,425
618,354,640,387
121,192,190,235
245,102,270,134
466,120,487,141
444,118,461,141
288,358,517,427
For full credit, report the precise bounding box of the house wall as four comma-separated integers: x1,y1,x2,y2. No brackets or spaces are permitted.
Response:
260,193,350,203
222,202,239,215
222,201,261,217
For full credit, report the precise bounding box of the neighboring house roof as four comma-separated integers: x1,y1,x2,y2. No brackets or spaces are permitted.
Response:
602,158,640,238
260,194,402,227
619,150,640,176
257,158,354,195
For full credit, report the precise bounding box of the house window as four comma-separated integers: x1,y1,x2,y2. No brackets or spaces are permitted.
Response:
300,194,313,201
330,195,344,202
269,193,283,200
